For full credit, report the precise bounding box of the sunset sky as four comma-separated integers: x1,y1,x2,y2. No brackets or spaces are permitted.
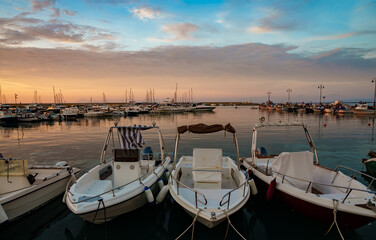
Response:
0,0,375,103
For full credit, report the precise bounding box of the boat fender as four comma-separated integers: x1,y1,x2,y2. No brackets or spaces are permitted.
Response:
55,161,68,167
62,190,67,203
266,178,276,201
164,169,170,179
247,169,253,177
144,186,155,204
0,204,9,224
158,178,164,190
248,177,258,195
167,164,173,173
156,185,170,204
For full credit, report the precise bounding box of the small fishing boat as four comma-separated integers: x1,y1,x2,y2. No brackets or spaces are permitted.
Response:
241,122,376,229
66,123,172,224
0,155,80,224
169,123,250,228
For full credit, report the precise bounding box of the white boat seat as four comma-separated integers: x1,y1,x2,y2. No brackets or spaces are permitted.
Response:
192,148,223,189
83,180,112,196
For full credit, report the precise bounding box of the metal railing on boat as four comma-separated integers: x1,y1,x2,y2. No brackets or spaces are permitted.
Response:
268,168,376,204
170,174,208,208
333,165,376,189
219,180,248,209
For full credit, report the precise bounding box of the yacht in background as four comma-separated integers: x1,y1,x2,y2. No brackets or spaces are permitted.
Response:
352,104,375,115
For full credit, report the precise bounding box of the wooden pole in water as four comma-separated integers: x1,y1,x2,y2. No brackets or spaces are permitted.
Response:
372,77,376,109
318,85,324,105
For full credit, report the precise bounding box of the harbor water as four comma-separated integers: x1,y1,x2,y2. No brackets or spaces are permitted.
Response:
1,106,376,239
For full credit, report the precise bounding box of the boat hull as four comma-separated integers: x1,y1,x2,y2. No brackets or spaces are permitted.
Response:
126,111,139,116
0,116,18,123
1,173,73,222
170,190,249,228
74,181,159,224
364,160,376,176
352,110,375,115
252,170,375,229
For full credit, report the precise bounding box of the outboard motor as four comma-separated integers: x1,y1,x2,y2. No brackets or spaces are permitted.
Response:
142,146,153,160
27,173,38,184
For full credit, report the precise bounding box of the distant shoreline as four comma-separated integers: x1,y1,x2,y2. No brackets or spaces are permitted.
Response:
0,101,369,107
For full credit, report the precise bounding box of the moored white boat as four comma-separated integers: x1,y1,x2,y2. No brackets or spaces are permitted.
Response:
16,112,39,123
66,123,172,224
169,123,250,228
186,103,216,112
352,104,375,115
241,122,376,229
0,156,80,224
61,107,79,120
0,111,18,123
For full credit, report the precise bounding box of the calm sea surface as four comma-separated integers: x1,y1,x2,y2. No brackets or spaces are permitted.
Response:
1,106,376,240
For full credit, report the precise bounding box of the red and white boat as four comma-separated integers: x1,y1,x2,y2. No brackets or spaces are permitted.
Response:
241,122,376,229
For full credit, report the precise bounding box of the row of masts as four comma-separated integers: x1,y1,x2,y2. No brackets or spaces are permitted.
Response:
53,86,65,104
0,84,194,104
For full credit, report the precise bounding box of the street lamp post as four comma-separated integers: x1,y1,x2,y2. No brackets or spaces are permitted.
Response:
318,85,324,105
286,89,292,103
372,77,376,109
267,91,271,103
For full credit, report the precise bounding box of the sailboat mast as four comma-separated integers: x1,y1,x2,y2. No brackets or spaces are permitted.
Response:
53,86,56,105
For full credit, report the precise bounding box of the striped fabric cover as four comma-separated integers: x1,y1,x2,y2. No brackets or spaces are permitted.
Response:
117,125,152,149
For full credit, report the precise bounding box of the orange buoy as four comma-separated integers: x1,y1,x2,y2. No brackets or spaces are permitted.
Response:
266,178,276,200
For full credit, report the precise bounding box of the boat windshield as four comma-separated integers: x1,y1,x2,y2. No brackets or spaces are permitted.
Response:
254,124,314,157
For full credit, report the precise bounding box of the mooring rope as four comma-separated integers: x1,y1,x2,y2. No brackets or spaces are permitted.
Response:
222,210,246,240
84,199,108,240
175,209,202,240
325,200,344,240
